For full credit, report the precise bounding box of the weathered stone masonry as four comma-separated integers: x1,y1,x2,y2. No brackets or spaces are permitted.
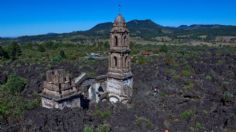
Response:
41,69,80,109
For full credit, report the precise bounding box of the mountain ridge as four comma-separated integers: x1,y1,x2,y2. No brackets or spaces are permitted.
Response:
1,19,236,42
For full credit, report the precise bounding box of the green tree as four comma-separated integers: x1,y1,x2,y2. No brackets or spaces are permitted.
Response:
160,44,168,53
9,42,22,60
0,46,9,59
59,50,66,58
37,44,46,52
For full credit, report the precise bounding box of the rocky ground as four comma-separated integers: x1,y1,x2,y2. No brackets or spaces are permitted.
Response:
0,46,236,132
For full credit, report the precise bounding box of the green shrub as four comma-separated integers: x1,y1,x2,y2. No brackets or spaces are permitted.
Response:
160,45,168,53
94,109,112,120
189,122,204,132
181,65,193,77
59,50,66,58
51,55,63,63
37,44,46,52
180,110,194,120
173,74,181,81
223,91,234,102
83,126,94,132
183,81,194,91
96,124,111,132
0,91,39,120
181,70,191,77
0,74,36,121
2,74,27,95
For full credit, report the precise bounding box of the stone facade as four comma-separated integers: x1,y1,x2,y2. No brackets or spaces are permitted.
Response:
107,14,133,103
41,69,81,109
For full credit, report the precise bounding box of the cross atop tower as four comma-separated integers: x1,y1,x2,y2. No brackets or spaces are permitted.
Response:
118,4,121,14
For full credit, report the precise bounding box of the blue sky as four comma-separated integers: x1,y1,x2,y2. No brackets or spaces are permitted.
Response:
0,0,236,37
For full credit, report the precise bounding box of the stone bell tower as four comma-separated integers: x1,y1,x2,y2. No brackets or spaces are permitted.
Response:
107,14,133,103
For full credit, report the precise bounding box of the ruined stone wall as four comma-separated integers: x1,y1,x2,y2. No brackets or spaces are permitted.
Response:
41,69,81,109
42,69,77,98
41,97,81,109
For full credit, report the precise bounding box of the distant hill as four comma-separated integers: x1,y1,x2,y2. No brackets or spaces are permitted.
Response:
84,20,166,39
1,20,236,43
174,24,236,39
83,21,236,40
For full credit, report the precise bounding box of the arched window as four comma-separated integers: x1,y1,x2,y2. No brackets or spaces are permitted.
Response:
125,56,128,68
113,56,118,67
114,36,118,46
124,36,127,46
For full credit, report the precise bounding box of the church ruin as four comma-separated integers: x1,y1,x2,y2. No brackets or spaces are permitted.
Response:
41,69,81,109
41,14,133,109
